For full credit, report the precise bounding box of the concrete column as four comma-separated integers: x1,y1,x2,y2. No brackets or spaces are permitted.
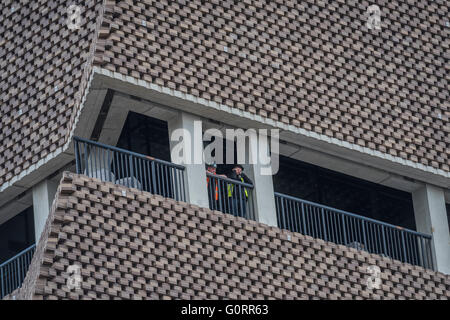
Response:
412,184,450,274
168,112,209,208
243,132,278,227
32,179,58,243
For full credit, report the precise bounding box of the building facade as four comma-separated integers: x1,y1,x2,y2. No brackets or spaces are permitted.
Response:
0,0,449,299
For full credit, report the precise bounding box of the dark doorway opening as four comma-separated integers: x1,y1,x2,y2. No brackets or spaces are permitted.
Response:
116,111,171,161
0,207,35,263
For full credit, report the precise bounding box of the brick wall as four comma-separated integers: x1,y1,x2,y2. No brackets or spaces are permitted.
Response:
0,0,103,186
95,0,449,172
1,0,449,197
6,172,449,299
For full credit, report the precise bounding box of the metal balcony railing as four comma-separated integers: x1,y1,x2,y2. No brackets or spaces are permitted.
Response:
74,137,186,202
0,244,36,299
275,192,434,270
206,173,255,220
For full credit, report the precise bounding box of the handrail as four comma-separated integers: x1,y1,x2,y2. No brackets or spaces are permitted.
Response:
73,136,186,202
0,244,36,268
206,172,255,220
274,192,434,270
73,136,185,170
206,172,254,188
274,192,431,239
0,244,36,299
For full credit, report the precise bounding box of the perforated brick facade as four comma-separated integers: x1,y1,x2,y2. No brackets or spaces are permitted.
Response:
95,0,450,171
0,0,103,187
1,0,449,191
6,173,449,300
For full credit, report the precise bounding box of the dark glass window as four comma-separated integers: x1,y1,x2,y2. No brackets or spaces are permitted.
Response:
116,111,171,161
0,207,35,263
273,155,416,230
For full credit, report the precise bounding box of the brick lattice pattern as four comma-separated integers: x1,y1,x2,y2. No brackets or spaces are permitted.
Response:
95,0,449,171
0,1,449,190
0,0,103,186
6,173,449,299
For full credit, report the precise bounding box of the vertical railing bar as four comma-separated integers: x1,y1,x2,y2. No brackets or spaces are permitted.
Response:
100,146,105,180
287,198,294,231
219,179,224,213
329,210,336,244
180,169,185,202
293,201,300,233
130,154,135,188
238,185,244,218
329,210,334,243
312,206,317,239
158,163,163,196
409,233,416,266
300,202,306,237
280,197,286,229
284,198,290,230
151,161,156,194
342,213,347,245
304,204,309,236
320,208,327,241
74,140,80,173
393,228,399,261
428,238,433,270
394,228,400,261
311,206,319,238
136,157,141,190
119,152,124,184
401,231,408,264
164,165,169,198
107,149,112,182
173,167,179,201
83,142,88,176
308,204,312,238
408,233,415,266
143,160,148,192
361,220,367,251
419,237,426,269
381,225,387,257
416,235,422,267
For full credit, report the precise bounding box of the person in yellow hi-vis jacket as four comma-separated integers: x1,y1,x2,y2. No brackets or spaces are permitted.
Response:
227,164,253,218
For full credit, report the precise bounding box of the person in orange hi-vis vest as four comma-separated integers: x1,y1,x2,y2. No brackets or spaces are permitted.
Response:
205,162,227,210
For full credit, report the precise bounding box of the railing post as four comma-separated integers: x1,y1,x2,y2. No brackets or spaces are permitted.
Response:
362,220,367,251
151,161,157,194
341,214,347,245
300,202,306,235
321,208,327,241
129,154,134,188
280,197,286,229
401,230,407,263
381,225,388,256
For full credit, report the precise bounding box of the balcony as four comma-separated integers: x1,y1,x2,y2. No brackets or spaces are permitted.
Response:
206,173,255,220
0,244,35,299
275,192,434,269
74,136,186,202
72,136,434,270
